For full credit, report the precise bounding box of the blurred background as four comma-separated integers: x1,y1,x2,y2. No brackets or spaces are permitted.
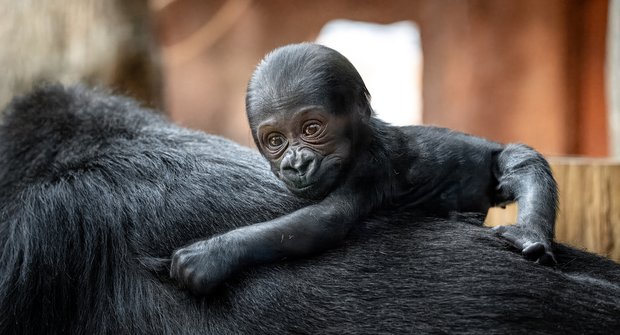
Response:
0,0,619,260
158,0,618,157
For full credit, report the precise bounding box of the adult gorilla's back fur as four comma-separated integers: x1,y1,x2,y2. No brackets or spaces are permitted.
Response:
0,85,619,334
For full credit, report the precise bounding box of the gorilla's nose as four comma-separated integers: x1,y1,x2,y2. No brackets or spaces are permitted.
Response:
281,148,316,179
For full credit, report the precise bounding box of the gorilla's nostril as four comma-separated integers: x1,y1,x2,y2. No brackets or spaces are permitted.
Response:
293,159,311,174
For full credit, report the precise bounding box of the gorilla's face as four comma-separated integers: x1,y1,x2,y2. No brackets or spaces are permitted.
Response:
254,106,352,200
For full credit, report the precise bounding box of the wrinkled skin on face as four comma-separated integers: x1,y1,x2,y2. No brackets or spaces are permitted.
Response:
255,106,352,200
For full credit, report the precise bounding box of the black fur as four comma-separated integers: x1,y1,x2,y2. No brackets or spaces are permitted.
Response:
171,43,558,294
1,85,619,334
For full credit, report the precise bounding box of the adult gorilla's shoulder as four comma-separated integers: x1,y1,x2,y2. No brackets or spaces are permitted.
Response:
1,85,619,334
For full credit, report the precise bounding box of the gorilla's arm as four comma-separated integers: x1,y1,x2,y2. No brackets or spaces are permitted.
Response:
170,190,364,295
493,143,558,262
402,127,558,263
1,86,618,334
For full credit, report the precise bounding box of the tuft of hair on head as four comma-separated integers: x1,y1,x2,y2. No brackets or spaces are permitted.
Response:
246,43,372,129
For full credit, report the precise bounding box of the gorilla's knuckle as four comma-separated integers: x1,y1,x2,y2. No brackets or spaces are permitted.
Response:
190,271,207,286
181,265,197,280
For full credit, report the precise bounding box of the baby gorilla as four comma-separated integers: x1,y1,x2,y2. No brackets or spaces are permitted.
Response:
170,43,558,295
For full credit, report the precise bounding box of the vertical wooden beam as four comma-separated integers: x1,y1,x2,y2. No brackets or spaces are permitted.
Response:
608,0,620,158
573,0,609,156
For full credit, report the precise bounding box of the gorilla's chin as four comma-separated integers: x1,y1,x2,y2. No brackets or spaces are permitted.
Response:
287,183,327,200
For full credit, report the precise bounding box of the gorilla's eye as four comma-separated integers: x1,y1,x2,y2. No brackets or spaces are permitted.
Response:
302,122,322,137
267,133,285,149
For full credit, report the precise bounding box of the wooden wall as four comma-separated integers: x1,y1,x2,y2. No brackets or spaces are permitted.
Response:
155,0,609,156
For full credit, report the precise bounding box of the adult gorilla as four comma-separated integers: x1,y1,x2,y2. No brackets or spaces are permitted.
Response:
0,85,619,334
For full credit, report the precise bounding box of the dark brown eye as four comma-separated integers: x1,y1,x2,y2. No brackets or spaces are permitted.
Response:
303,123,322,137
267,133,285,148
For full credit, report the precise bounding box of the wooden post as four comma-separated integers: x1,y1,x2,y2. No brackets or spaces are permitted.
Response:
608,0,620,158
486,158,620,262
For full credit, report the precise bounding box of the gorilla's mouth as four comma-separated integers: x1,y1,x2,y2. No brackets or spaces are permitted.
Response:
283,179,326,200
278,158,342,200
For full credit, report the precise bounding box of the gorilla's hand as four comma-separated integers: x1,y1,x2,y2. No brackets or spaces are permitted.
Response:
493,225,556,265
170,234,244,296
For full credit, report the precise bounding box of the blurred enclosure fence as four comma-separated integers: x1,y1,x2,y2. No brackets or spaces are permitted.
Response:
0,0,161,111
486,158,620,262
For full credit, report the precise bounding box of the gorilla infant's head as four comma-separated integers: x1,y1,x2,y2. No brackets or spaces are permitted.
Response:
246,43,373,200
